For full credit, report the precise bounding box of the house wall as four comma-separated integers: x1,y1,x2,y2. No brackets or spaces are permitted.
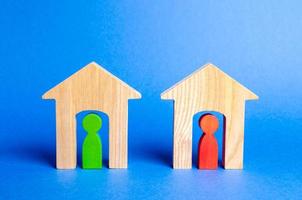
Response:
223,101,245,169
55,100,77,169
108,102,128,168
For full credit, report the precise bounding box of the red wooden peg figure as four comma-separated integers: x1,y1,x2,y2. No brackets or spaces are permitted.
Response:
198,114,219,169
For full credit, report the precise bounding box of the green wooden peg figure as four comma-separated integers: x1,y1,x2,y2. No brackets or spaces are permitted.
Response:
82,113,102,169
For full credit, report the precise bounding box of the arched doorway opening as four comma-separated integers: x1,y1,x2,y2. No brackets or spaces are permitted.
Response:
76,110,109,168
192,111,226,168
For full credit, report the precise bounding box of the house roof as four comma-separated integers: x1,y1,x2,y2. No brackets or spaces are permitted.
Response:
161,63,258,100
43,62,141,99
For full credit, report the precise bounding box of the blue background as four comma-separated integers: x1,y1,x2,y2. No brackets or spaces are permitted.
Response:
0,0,302,199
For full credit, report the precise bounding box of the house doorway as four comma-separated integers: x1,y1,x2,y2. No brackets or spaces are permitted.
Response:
76,110,109,168
192,111,226,168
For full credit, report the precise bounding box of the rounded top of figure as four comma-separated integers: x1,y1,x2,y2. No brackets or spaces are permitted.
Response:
83,113,102,133
199,114,219,134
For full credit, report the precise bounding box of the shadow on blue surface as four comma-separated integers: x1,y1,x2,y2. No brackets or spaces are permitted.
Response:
133,141,172,168
3,140,56,168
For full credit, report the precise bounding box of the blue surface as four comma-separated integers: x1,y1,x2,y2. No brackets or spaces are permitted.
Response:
1,0,302,199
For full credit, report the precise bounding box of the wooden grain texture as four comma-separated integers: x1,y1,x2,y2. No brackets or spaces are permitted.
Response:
43,62,141,169
161,63,258,169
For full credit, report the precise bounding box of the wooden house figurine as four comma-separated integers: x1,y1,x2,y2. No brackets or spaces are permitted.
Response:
161,63,258,169
43,62,141,169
